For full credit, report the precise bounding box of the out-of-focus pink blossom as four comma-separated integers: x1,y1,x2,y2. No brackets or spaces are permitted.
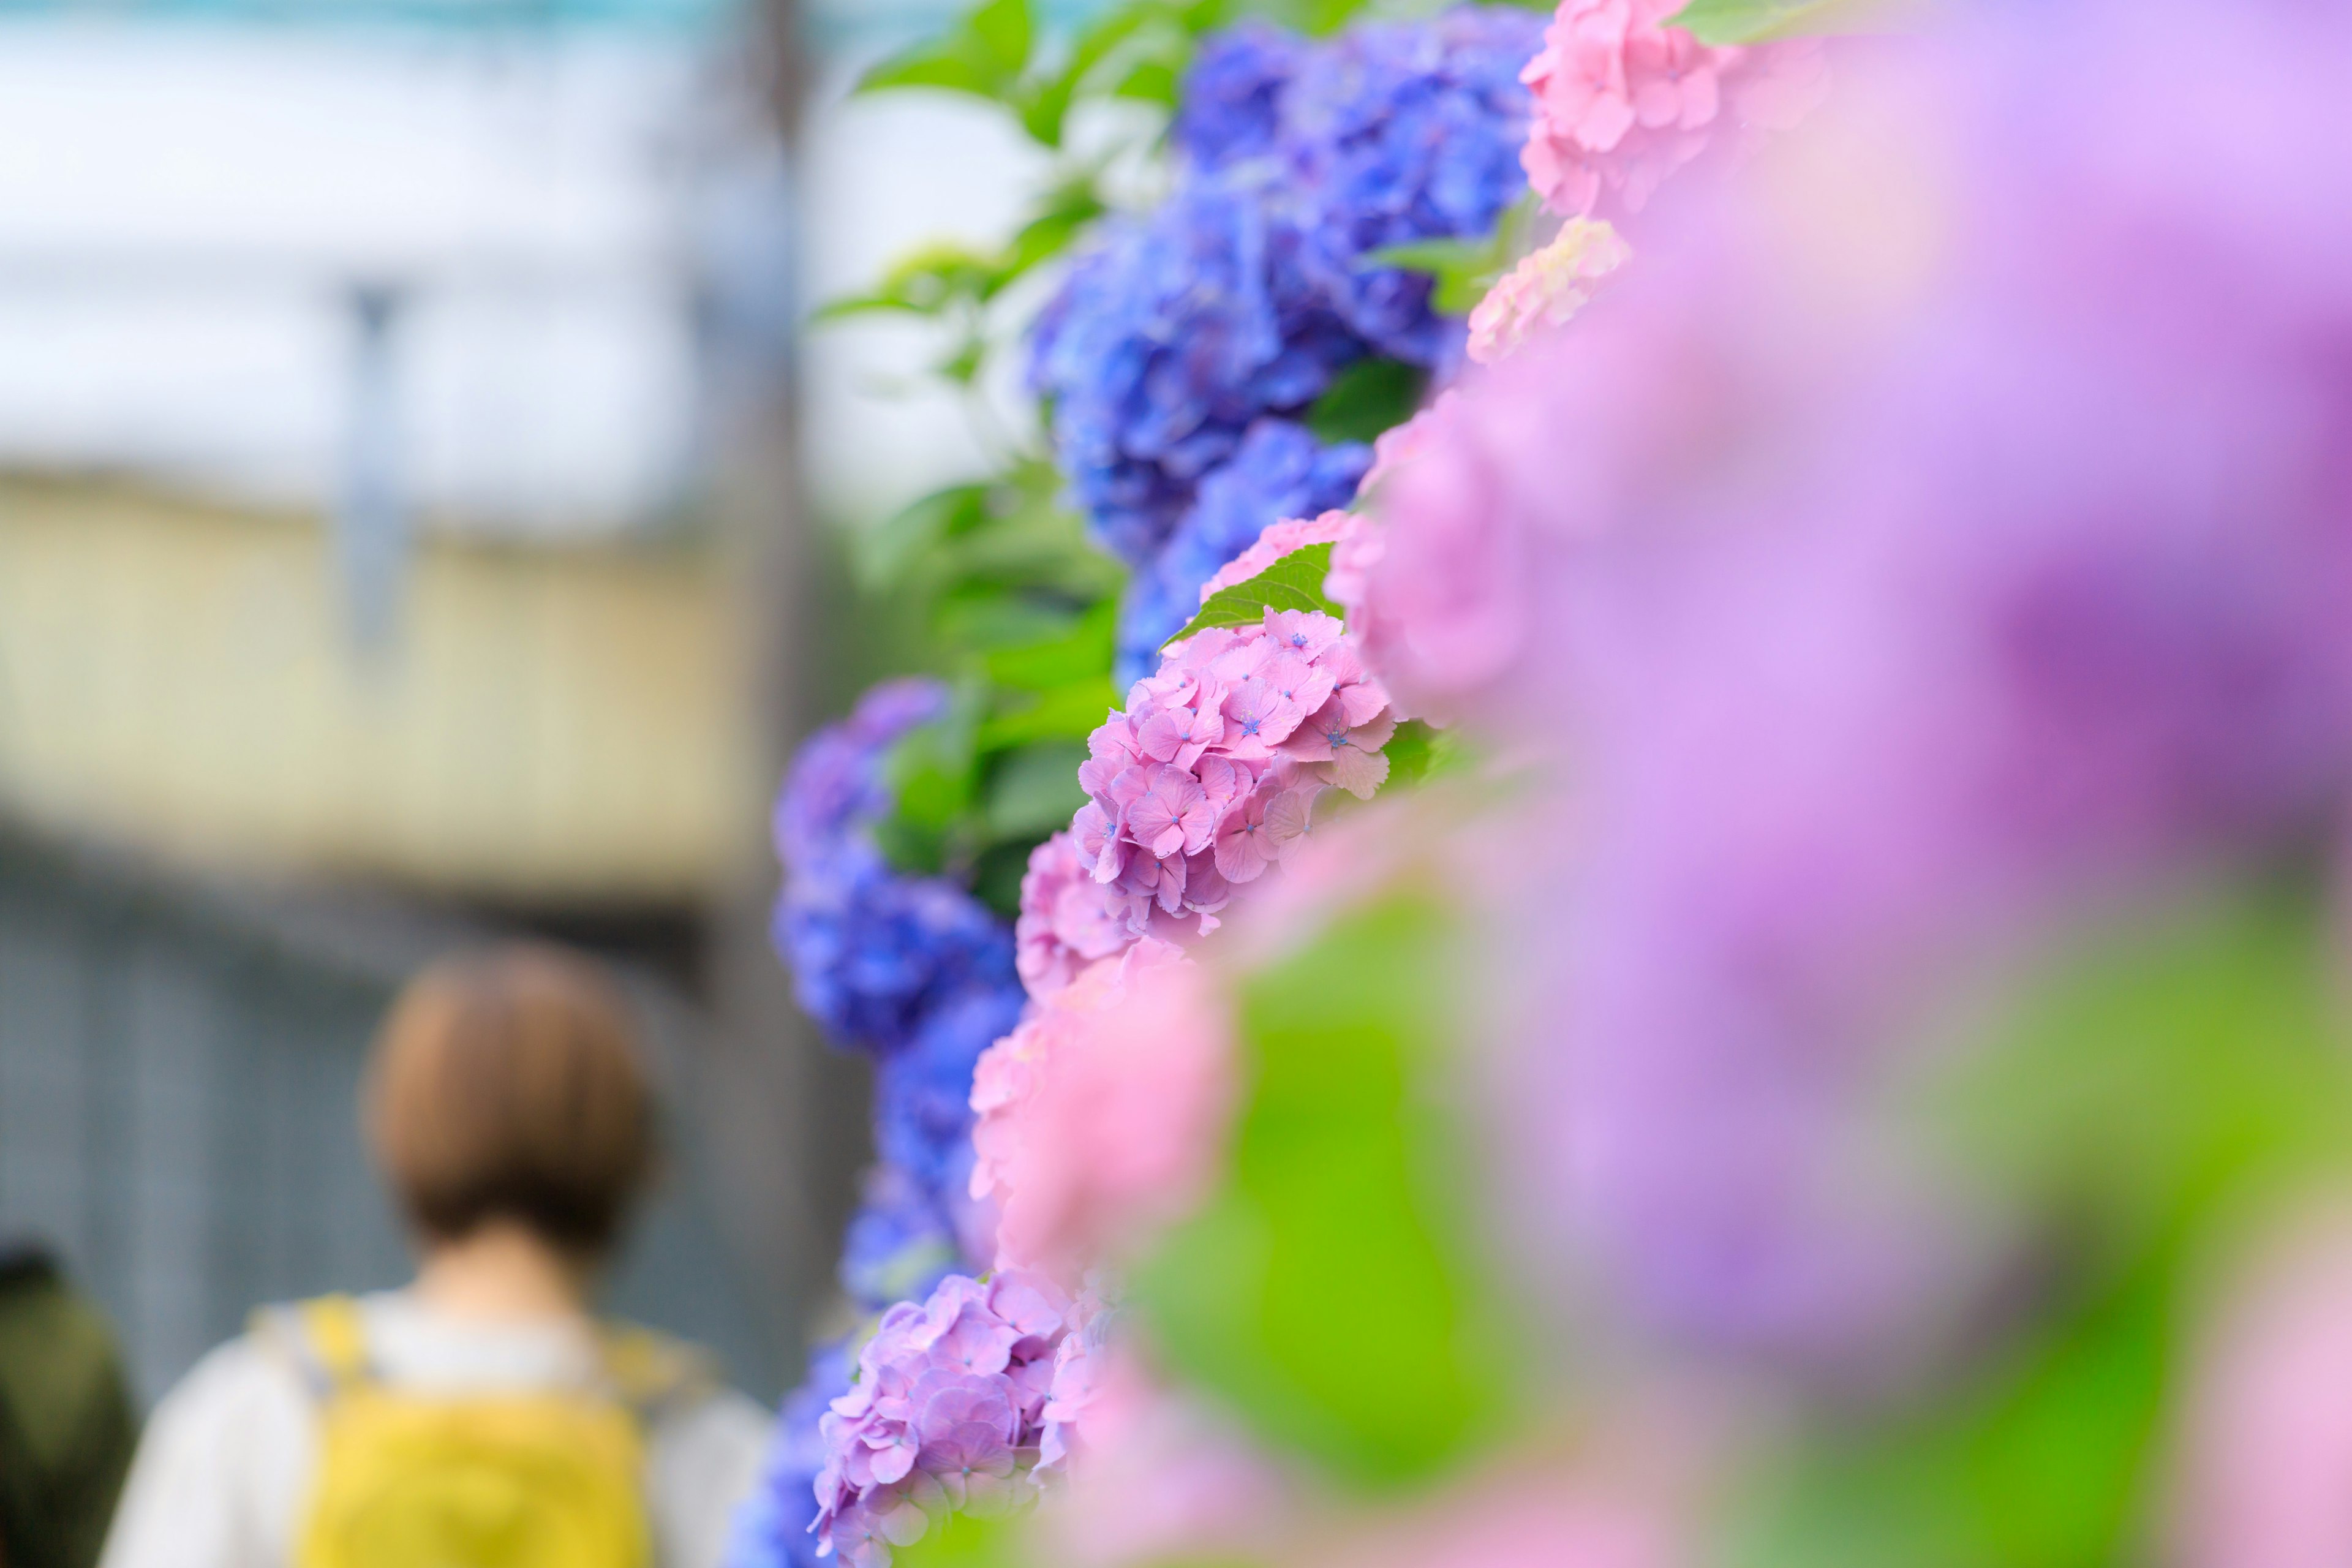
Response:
968,940,1237,1280
1371,0,2352,1364
1468,218,1634,365
1033,1362,1292,1568
2176,1216,2352,1568
1353,389,1462,503
1520,0,1825,222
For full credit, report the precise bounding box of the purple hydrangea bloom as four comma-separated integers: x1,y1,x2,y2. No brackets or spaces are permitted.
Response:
813,1271,1074,1568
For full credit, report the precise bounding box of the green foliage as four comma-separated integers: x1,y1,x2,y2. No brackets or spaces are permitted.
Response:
1672,0,1918,46
1380,719,1466,791
1369,192,1542,314
850,464,1121,910
1307,357,1427,445
1133,892,1523,1487
1729,882,2352,1568
1164,543,1342,646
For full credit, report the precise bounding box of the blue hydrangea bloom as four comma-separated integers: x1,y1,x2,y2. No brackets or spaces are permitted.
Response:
1035,6,1542,638
1283,8,1547,366
721,1341,852,1568
772,679,1020,1056
837,1163,961,1314
1115,418,1370,684
1174,21,1305,172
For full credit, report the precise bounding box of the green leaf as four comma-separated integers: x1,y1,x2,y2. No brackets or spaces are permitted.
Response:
851,485,987,594
976,676,1120,749
1110,56,1182,105
1306,357,1427,446
812,243,1006,323
966,0,1032,74
1367,235,1506,316
980,599,1116,692
859,0,1033,99
1671,0,1912,46
1133,892,1522,1485
1379,720,1466,791
1164,543,1341,647
981,740,1089,840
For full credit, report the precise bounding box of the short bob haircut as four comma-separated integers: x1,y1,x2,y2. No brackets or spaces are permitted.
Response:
364,945,655,1257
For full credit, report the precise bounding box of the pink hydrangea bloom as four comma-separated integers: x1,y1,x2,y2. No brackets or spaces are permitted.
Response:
1197,510,1357,601
1520,0,1825,222
968,940,1236,1280
1016,831,1145,997
1467,218,1633,365
1017,599,1396,988
1354,389,1462,502
813,1269,1073,1567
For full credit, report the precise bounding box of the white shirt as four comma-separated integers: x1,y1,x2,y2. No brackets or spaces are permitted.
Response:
99,1292,772,1568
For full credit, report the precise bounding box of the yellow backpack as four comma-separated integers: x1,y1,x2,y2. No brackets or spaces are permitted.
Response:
261,1295,707,1568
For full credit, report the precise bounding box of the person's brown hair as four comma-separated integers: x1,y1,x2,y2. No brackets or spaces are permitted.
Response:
364,945,655,1256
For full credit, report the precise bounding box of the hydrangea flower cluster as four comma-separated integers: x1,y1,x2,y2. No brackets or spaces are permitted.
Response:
1362,0,2352,1365
1116,419,1371,685
774,680,1020,1059
1016,603,1398,993
970,939,1234,1278
1466,217,1631,364
1031,8,1545,676
724,1344,853,1568
813,1270,1077,1568
1520,0,1825,221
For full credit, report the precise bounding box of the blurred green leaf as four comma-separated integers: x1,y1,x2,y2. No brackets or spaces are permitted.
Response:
1732,883,2352,1568
1307,357,1427,446
1111,55,1183,105
1134,892,1521,1486
1166,543,1341,645
1368,235,1504,317
1379,720,1466,791
861,0,1035,99
1672,0,1913,45
977,676,1121,749
853,485,989,594
813,243,1008,324
983,740,1091,839
981,598,1117,692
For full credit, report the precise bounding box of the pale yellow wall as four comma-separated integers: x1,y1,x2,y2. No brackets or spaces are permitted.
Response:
0,477,761,902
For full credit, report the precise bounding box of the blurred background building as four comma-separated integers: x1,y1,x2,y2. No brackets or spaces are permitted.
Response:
0,0,1068,1409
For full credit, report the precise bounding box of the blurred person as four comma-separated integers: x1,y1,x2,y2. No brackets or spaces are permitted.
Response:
0,1238,138,1568
100,946,768,1568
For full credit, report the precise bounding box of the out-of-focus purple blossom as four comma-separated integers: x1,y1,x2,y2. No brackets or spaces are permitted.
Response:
1117,420,1369,685
772,680,1020,1057
1363,0,2352,1366
813,1270,1074,1567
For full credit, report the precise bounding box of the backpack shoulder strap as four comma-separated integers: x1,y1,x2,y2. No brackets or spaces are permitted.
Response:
594,1322,714,1426
252,1295,373,1402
